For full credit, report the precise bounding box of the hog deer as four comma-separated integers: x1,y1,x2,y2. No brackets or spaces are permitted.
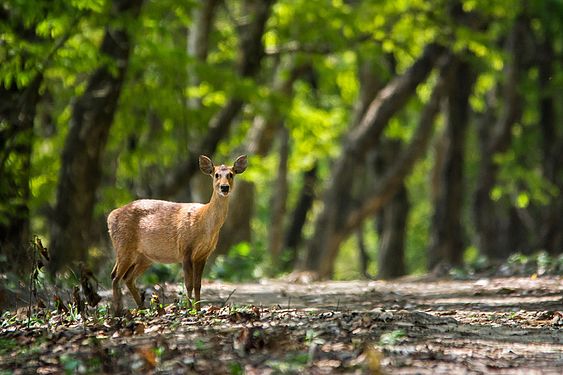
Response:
108,155,247,314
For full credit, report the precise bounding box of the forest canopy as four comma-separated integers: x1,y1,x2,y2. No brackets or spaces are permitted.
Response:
1,0,562,284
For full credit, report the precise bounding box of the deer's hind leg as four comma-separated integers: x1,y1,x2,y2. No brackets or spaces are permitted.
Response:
111,243,145,314
111,256,134,315
123,256,152,309
111,262,122,314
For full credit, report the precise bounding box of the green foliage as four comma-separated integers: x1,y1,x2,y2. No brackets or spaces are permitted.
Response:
140,263,181,285
1,0,561,285
229,362,244,375
0,0,105,90
0,338,17,356
209,242,264,282
379,329,406,346
288,80,348,166
60,353,83,374
506,251,563,276
450,250,563,279
265,353,309,373
334,235,364,280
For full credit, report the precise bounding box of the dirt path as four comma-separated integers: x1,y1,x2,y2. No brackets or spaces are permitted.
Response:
202,276,563,373
1,276,562,374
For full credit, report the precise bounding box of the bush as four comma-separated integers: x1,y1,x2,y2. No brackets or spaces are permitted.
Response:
208,242,264,282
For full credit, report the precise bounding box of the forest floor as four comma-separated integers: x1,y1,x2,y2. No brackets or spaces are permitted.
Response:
1,275,562,374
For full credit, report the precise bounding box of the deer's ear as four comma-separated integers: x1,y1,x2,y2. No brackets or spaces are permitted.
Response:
199,155,214,175
233,155,248,174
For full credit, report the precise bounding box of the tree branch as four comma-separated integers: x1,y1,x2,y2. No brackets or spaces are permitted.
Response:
303,43,447,277
343,63,450,235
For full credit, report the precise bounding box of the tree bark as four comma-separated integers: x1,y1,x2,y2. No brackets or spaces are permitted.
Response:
50,0,143,273
303,46,448,278
427,58,475,271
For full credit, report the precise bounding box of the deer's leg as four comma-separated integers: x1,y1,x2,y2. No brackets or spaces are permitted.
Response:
111,257,135,315
111,262,123,315
182,257,194,308
124,259,151,309
193,260,206,311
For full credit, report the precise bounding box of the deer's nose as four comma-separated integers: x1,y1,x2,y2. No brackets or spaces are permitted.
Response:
220,185,230,193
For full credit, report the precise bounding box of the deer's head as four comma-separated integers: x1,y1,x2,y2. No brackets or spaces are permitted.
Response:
199,155,248,197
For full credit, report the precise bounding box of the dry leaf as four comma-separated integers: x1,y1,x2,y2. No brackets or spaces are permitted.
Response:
137,346,157,368
364,345,384,375
134,323,146,335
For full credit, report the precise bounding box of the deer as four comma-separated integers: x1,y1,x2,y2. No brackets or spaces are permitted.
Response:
108,155,247,315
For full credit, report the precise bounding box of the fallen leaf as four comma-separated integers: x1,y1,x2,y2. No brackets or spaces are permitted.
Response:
233,327,266,354
361,344,384,375
316,359,341,368
137,346,157,368
135,322,146,335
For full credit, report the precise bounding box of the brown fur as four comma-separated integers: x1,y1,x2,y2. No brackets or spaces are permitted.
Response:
108,155,247,314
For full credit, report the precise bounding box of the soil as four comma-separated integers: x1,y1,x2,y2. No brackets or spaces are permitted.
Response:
1,275,562,374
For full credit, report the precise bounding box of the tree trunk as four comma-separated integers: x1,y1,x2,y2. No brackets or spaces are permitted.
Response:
377,185,409,279
373,141,409,279
186,0,220,110
188,0,220,64
282,163,318,271
358,51,410,280
351,55,387,278
214,56,300,259
268,126,290,266
303,46,447,278
356,228,371,279
0,75,42,274
473,16,528,260
50,0,143,273
427,58,475,271
537,34,563,255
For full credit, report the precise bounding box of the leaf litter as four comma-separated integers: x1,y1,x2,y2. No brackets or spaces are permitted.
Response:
1,275,561,374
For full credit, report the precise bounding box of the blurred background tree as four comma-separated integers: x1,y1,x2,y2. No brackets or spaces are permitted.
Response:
1,0,562,284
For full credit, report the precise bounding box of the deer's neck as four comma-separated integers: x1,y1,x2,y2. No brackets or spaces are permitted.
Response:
203,190,229,231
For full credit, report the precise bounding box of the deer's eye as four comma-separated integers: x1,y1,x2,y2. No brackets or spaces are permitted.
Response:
228,172,233,179
215,173,219,178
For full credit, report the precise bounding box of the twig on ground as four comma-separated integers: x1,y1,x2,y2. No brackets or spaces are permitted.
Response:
222,289,237,307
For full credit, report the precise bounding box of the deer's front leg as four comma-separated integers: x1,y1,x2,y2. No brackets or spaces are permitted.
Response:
182,257,194,308
193,260,206,311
